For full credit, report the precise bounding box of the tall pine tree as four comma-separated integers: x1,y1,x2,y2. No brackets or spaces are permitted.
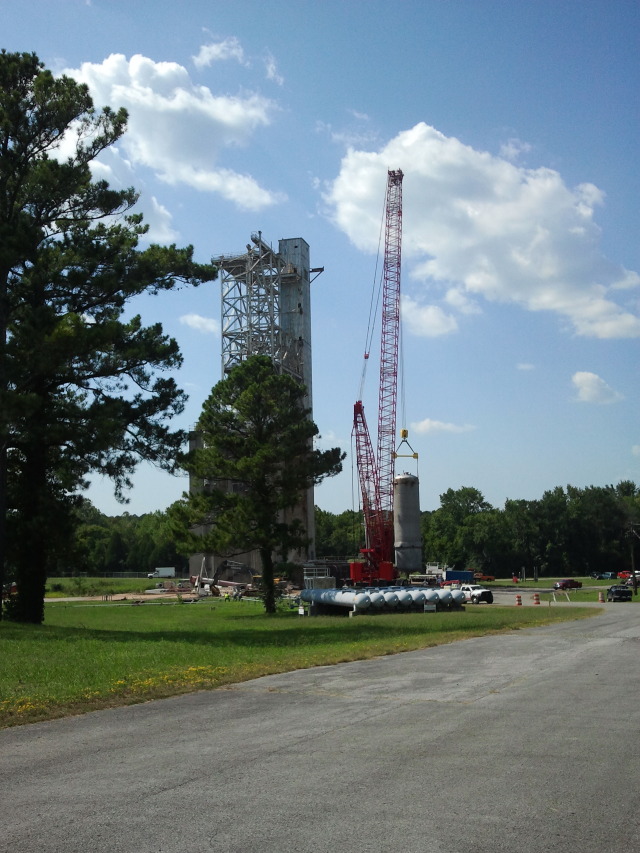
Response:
172,356,345,613
0,51,216,622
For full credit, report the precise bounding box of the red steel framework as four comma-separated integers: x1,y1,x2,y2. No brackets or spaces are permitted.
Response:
351,169,403,583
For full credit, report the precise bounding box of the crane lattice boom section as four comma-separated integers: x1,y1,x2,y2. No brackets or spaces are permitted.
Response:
376,169,403,517
353,401,384,564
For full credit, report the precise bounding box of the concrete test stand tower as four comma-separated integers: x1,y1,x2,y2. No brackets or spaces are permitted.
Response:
188,232,322,577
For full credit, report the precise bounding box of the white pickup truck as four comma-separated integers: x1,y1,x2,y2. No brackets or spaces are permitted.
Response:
459,584,494,604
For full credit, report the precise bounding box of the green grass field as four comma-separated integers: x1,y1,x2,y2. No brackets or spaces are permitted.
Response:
0,598,597,728
44,576,168,597
539,588,637,603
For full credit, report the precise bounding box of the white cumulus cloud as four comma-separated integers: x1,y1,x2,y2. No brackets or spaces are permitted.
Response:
264,51,284,85
63,53,284,211
143,196,179,243
571,371,624,404
325,122,640,339
499,137,532,162
180,313,220,335
192,38,248,69
402,295,458,337
411,418,476,435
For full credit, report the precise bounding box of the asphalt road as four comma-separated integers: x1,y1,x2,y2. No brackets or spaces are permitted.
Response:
1,605,638,853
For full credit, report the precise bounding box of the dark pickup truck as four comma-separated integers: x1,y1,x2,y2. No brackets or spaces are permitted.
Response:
607,585,632,602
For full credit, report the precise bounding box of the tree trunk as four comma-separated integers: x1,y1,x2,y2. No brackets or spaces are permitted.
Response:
10,435,49,624
260,547,276,614
0,267,7,621
0,445,6,621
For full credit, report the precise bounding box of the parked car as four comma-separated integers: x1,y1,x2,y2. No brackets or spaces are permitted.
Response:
601,572,618,580
618,571,632,580
1,581,17,601
607,585,633,602
590,572,607,580
553,579,583,590
473,572,496,583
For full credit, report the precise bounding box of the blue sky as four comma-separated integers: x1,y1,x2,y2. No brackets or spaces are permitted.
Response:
4,0,639,516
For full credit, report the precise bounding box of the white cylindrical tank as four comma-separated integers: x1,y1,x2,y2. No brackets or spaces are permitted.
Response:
394,472,422,572
300,589,371,611
382,590,400,607
423,589,441,604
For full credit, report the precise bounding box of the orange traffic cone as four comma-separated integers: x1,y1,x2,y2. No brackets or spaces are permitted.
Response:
515,594,522,606
598,591,605,603
533,593,540,605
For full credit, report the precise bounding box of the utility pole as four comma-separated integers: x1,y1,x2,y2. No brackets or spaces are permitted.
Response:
628,523,639,596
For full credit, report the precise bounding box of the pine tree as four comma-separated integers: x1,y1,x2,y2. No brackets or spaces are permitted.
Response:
172,356,345,613
0,51,216,622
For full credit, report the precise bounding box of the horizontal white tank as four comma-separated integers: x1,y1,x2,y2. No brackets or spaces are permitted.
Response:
406,589,426,605
300,589,371,610
300,585,465,613
368,591,386,608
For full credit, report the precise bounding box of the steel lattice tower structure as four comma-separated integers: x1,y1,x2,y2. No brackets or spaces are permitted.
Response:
218,232,319,415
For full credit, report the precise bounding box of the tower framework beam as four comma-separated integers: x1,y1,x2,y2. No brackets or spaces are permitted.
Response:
218,232,304,382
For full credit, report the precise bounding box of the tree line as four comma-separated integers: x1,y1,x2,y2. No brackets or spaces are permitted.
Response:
62,479,639,580
423,482,639,577
61,501,189,577
317,482,639,578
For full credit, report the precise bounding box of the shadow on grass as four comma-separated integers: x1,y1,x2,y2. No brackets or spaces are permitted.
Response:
0,606,593,650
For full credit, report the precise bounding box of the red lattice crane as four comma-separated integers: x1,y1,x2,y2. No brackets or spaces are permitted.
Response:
351,169,403,584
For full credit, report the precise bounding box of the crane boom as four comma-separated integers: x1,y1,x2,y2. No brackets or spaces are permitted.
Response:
353,400,388,571
376,169,403,518
351,169,403,584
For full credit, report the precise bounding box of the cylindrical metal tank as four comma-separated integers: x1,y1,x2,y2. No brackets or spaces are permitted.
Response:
300,588,371,611
406,588,426,605
394,472,422,572
368,591,386,608
381,590,400,608
423,589,441,604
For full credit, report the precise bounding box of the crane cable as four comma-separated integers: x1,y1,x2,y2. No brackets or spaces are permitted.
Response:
361,177,408,434
398,318,406,433
358,181,388,401
356,173,412,436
